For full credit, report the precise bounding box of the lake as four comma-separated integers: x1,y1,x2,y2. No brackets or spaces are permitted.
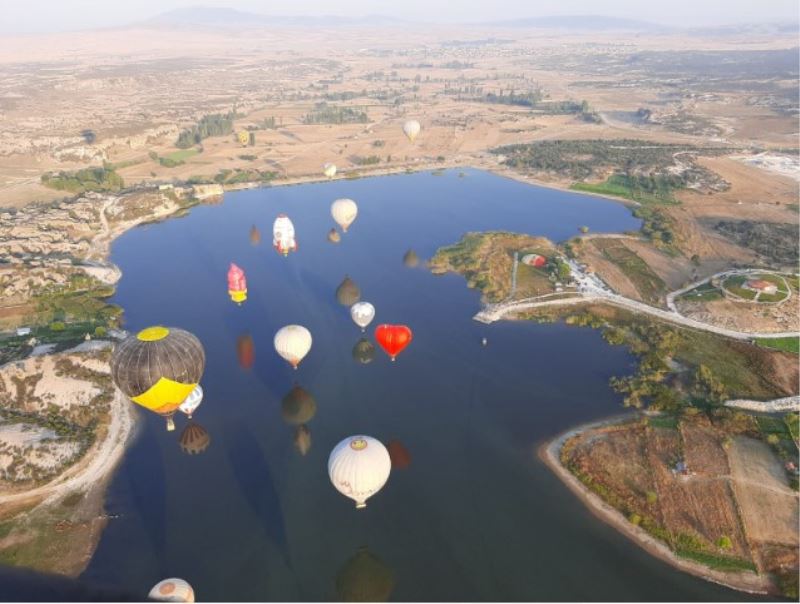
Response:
4,170,763,601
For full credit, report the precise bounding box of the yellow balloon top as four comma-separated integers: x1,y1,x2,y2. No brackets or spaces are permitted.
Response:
137,326,170,342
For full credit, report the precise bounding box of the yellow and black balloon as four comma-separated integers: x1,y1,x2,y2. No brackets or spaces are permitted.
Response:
111,326,205,431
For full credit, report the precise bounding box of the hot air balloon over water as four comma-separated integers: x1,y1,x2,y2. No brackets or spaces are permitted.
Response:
227,263,247,305
328,435,391,509
178,385,203,419
328,228,341,243
274,325,312,369
323,163,337,178
336,276,361,307
237,334,255,370
273,214,297,256
179,422,210,455
374,324,412,362
402,120,421,143
335,546,395,602
249,225,261,246
111,326,205,431
331,198,358,232
148,578,195,603
352,338,375,365
281,385,317,425
350,302,375,332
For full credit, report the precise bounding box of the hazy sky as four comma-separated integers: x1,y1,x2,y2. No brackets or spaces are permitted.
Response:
1,0,797,34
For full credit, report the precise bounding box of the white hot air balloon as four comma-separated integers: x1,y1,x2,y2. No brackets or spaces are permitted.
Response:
402,120,421,143
323,163,337,178
350,302,375,332
274,325,312,369
331,198,358,233
178,385,203,419
148,578,195,603
328,435,391,509
273,214,297,256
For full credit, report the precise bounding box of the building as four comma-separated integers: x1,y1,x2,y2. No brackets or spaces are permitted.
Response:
744,279,778,295
15,327,31,336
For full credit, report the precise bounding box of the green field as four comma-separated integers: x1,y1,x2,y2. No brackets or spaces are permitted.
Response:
680,283,723,302
647,414,679,430
755,337,800,354
163,148,200,162
571,174,680,205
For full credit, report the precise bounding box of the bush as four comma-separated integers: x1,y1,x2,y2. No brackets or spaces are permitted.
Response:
628,513,642,526
49,322,65,331
94,326,107,337
646,491,658,505
716,536,732,550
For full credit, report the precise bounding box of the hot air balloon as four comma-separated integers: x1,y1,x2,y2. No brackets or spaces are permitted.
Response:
237,130,250,146
273,214,297,256
227,263,247,305
237,334,255,370
350,302,375,332
335,547,395,602
281,385,317,425
179,422,210,455
336,276,361,306
352,338,375,365
148,578,195,603
323,163,337,178
111,327,205,431
328,228,341,243
403,249,420,268
249,225,261,246
328,435,391,509
387,440,411,470
178,385,203,419
331,198,358,232
294,425,312,456
402,120,421,143
274,325,312,369
374,324,412,362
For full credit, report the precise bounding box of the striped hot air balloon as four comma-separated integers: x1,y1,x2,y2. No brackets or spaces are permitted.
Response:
111,326,205,431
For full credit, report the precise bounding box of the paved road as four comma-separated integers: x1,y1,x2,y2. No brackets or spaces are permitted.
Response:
476,261,800,341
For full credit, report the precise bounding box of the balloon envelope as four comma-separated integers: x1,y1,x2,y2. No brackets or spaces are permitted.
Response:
148,578,195,603
323,163,337,178
350,302,375,331
387,439,411,469
274,325,312,368
178,385,203,418
328,228,341,243
403,249,420,268
374,324,413,361
111,326,205,430
331,198,358,232
402,120,421,142
328,435,391,509
273,214,297,256
336,276,361,306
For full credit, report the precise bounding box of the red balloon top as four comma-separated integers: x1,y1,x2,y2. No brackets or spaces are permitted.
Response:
374,324,413,361
228,263,247,291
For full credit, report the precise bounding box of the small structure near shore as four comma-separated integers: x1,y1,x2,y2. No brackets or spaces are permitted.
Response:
521,253,547,268
744,279,778,295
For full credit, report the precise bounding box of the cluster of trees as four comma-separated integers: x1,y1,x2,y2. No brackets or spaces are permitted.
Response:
41,167,124,194
634,206,675,246
302,103,368,125
213,169,278,185
492,139,701,181
350,155,381,166
176,111,236,148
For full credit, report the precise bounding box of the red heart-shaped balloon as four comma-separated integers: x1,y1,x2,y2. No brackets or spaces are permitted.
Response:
374,324,413,361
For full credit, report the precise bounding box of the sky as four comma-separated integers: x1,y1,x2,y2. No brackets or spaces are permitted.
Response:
0,0,797,34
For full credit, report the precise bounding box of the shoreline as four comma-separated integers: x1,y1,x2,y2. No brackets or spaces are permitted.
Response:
538,415,774,596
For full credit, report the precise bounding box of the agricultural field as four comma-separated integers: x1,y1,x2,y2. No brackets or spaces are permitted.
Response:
561,412,798,596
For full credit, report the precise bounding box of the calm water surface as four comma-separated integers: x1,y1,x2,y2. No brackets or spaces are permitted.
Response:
6,170,766,601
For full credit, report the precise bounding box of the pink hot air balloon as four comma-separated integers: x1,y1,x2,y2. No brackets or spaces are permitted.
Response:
228,263,247,292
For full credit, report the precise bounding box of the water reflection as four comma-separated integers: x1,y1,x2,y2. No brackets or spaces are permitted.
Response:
280,385,317,425
335,546,394,602
179,422,211,456
249,225,261,246
402,249,419,268
236,334,255,370
336,276,361,306
327,228,341,243
293,425,312,456
351,338,375,365
386,439,411,470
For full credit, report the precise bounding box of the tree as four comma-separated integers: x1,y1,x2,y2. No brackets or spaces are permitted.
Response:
694,364,726,404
